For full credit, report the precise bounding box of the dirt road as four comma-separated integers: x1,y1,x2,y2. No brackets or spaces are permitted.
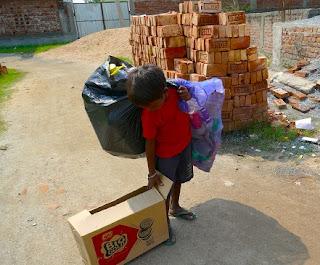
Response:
0,53,319,265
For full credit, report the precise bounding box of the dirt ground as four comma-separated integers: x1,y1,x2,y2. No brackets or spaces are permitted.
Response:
0,29,320,265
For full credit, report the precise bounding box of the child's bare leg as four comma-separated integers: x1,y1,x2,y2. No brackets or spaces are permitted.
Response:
170,182,182,211
170,182,196,220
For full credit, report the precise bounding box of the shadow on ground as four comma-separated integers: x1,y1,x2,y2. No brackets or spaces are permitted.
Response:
132,199,309,265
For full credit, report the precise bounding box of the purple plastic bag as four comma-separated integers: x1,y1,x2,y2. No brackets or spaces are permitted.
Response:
170,78,225,172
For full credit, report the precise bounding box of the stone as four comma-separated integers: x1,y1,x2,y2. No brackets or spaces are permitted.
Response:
0,145,8,151
272,72,316,94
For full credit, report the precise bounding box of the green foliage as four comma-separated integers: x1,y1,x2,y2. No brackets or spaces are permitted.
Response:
247,122,298,144
0,69,24,133
0,43,67,54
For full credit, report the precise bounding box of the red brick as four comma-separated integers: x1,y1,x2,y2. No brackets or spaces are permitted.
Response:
205,38,230,52
159,36,186,48
198,0,222,14
157,25,183,37
174,58,194,74
230,36,250,50
227,61,248,74
219,11,246,25
271,88,290,99
159,47,186,59
248,57,268,72
190,73,207,82
193,25,219,39
274,99,287,109
192,13,219,26
203,63,228,77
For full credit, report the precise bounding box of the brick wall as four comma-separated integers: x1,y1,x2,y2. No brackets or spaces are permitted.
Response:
0,0,62,36
134,0,184,15
280,18,320,67
133,0,320,14
247,9,312,55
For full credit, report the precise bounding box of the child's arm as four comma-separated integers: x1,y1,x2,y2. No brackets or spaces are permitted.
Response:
145,139,163,188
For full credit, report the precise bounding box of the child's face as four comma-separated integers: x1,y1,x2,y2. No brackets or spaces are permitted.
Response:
144,90,167,111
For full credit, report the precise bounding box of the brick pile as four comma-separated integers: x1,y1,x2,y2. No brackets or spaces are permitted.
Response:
129,0,270,131
0,64,8,75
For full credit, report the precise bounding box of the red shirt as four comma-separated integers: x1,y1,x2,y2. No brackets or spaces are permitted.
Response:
142,89,191,158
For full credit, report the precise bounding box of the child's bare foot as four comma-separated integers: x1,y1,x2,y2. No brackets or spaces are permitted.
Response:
169,207,197,221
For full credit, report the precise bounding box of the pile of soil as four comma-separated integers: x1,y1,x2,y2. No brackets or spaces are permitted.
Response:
39,28,131,65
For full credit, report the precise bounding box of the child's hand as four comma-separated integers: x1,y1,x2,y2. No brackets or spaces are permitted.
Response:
178,86,191,101
148,172,163,189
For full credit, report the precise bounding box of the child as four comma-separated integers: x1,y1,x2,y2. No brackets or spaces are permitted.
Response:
127,64,196,245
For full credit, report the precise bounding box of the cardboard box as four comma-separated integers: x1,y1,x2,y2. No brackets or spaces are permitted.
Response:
68,175,172,265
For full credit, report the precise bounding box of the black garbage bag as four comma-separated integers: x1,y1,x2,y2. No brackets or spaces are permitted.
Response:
82,56,145,157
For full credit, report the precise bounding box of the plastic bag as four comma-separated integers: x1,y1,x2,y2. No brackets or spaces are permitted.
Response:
169,78,225,172
82,56,145,157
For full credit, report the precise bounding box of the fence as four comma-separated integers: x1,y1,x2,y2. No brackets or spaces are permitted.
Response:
73,1,130,38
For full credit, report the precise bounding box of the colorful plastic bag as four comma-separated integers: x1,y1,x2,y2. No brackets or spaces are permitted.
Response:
169,78,225,172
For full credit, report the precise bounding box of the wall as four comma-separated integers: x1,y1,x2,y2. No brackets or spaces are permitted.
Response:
272,16,320,68
246,9,312,56
0,0,62,36
132,0,320,15
133,0,183,15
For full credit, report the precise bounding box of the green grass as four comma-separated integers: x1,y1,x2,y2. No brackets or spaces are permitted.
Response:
0,43,67,54
0,69,24,133
247,122,298,143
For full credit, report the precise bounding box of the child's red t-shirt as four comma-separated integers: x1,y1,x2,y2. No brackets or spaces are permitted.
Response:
142,89,191,158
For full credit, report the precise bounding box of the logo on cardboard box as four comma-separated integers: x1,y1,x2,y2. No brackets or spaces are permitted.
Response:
92,225,139,265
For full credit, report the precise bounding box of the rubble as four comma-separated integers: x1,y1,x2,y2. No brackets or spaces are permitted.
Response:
272,72,315,94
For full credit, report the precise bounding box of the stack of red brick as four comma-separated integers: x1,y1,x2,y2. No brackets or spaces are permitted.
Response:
129,0,269,131
0,64,8,75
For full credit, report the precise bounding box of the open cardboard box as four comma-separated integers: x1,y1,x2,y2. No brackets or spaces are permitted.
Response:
68,175,172,265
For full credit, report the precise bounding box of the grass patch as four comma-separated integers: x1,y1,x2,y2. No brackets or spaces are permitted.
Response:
247,122,298,144
0,42,67,54
0,69,24,102
0,69,24,133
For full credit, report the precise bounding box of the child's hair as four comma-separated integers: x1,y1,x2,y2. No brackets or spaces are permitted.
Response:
127,64,166,106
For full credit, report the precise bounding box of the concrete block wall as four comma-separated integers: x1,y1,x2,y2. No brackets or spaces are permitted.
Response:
0,0,62,36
